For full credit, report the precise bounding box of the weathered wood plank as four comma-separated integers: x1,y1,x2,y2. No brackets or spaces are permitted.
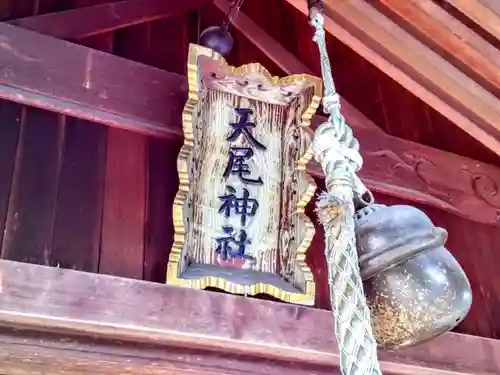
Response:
0,260,498,375
0,108,64,264
10,0,207,40
111,8,190,76
144,137,181,283
100,128,146,279
89,13,147,282
47,0,111,274
0,101,22,248
51,118,107,271
2,0,38,19
0,22,186,138
284,0,500,157
441,0,500,43
75,28,114,51
372,0,500,97
430,1,500,51
0,328,339,375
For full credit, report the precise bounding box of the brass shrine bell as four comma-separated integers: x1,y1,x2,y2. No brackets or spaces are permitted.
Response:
354,204,473,349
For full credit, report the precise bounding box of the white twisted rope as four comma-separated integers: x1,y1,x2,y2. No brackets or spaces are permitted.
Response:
309,11,382,375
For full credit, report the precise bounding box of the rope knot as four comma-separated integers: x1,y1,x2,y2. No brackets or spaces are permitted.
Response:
323,92,341,113
310,11,324,28
310,12,325,43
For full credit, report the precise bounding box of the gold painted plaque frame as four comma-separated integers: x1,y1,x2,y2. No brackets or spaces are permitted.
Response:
166,44,322,305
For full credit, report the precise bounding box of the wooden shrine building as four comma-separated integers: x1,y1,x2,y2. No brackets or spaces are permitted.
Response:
0,0,500,374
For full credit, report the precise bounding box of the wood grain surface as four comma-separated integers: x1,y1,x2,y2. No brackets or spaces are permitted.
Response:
1,259,499,375
167,44,321,305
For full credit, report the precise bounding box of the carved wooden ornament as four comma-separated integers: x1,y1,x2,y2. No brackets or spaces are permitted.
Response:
167,44,322,305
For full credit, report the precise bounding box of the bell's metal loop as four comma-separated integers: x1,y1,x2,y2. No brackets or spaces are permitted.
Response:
354,203,472,349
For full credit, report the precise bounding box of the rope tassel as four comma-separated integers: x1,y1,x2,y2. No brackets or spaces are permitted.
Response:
309,10,382,375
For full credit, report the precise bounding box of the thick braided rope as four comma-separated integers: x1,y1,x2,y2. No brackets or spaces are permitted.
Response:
310,11,382,375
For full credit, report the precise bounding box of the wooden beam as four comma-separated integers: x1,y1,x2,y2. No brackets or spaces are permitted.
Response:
371,0,500,97
213,0,383,134
1,329,337,375
0,260,498,375
0,22,186,139
483,0,500,15
441,0,500,43
2,21,500,227
284,0,500,158
9,0,207,40
307,122,500,228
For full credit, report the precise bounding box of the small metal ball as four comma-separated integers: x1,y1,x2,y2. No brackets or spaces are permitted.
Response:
199,26,234,57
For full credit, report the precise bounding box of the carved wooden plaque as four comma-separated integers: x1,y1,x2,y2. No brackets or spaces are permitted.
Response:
167,44,322,305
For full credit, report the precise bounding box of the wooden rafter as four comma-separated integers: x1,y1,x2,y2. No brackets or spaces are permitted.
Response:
0,22,186,138
0,260,498,375
3,19,500,228
9,0,207,40
441,0,500,43
372,0,500,97
284,0,500,158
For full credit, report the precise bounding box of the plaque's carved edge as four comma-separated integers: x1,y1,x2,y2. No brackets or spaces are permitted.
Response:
166,43,322,305
291,142,318,305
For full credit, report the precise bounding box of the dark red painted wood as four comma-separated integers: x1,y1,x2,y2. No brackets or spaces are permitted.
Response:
111,8,190,282
3,0,36,18
51,118,107,272
11,0,207,41
0,22,186,138
99,128,147,280
0,102,22,248
143,138,182,283
50,0,112,274
75,32,114,51
1,107,64,264
0,2,11,19
113,13,190,74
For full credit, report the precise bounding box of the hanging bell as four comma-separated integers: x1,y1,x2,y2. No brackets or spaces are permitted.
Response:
354,204,472,349
199,25,234,57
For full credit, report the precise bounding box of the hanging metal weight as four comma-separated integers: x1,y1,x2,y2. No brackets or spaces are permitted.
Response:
199,0,247,57
354,203,473,349
199,26,234,57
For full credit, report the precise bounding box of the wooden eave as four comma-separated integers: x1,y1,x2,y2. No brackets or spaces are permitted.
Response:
284,0,500,158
